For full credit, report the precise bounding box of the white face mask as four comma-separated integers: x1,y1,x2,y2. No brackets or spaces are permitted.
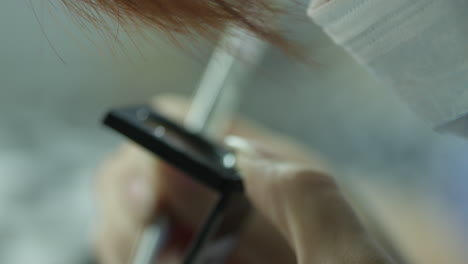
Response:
307,0,468,140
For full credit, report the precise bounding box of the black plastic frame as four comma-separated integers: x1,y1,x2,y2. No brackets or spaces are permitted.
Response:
103,105,250,264
103,105,243,194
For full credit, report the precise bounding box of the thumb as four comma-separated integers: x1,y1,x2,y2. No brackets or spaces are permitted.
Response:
225,136,383,264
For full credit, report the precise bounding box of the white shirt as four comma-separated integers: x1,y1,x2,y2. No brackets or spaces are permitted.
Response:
307,0,468,138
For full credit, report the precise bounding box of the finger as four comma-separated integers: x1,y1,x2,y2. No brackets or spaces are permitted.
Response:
227,136,388,264
228,210,296,264
227,136,360,261
227,119,326,164
95,142,165,264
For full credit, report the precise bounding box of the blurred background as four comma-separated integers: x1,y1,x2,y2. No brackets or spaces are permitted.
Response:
2,0,468,263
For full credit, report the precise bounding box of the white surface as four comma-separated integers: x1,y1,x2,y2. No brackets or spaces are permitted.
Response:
308,0,468,129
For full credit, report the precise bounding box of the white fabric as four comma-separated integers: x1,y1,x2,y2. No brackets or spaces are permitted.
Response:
307,0,468,136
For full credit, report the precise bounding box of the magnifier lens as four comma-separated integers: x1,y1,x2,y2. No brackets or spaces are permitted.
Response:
104,106,248,264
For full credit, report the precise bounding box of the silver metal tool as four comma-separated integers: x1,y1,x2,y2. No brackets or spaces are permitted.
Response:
131,26,266,264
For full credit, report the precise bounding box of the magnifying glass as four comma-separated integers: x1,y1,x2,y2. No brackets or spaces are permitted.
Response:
103,105,249,263
103,27,267,264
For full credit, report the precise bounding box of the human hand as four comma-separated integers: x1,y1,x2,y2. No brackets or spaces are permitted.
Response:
95,95,388,264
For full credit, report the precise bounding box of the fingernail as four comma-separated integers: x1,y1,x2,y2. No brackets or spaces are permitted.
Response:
224,136,272,181
225,135,280,161
224,136,257,156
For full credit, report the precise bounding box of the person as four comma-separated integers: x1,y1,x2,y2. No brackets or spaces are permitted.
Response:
66,0,468,263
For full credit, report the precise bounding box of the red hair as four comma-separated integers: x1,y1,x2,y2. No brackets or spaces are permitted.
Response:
62,0,298,55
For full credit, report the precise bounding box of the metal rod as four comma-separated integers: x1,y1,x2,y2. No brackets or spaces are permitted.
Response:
185,26,266,138
131,217,169,264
